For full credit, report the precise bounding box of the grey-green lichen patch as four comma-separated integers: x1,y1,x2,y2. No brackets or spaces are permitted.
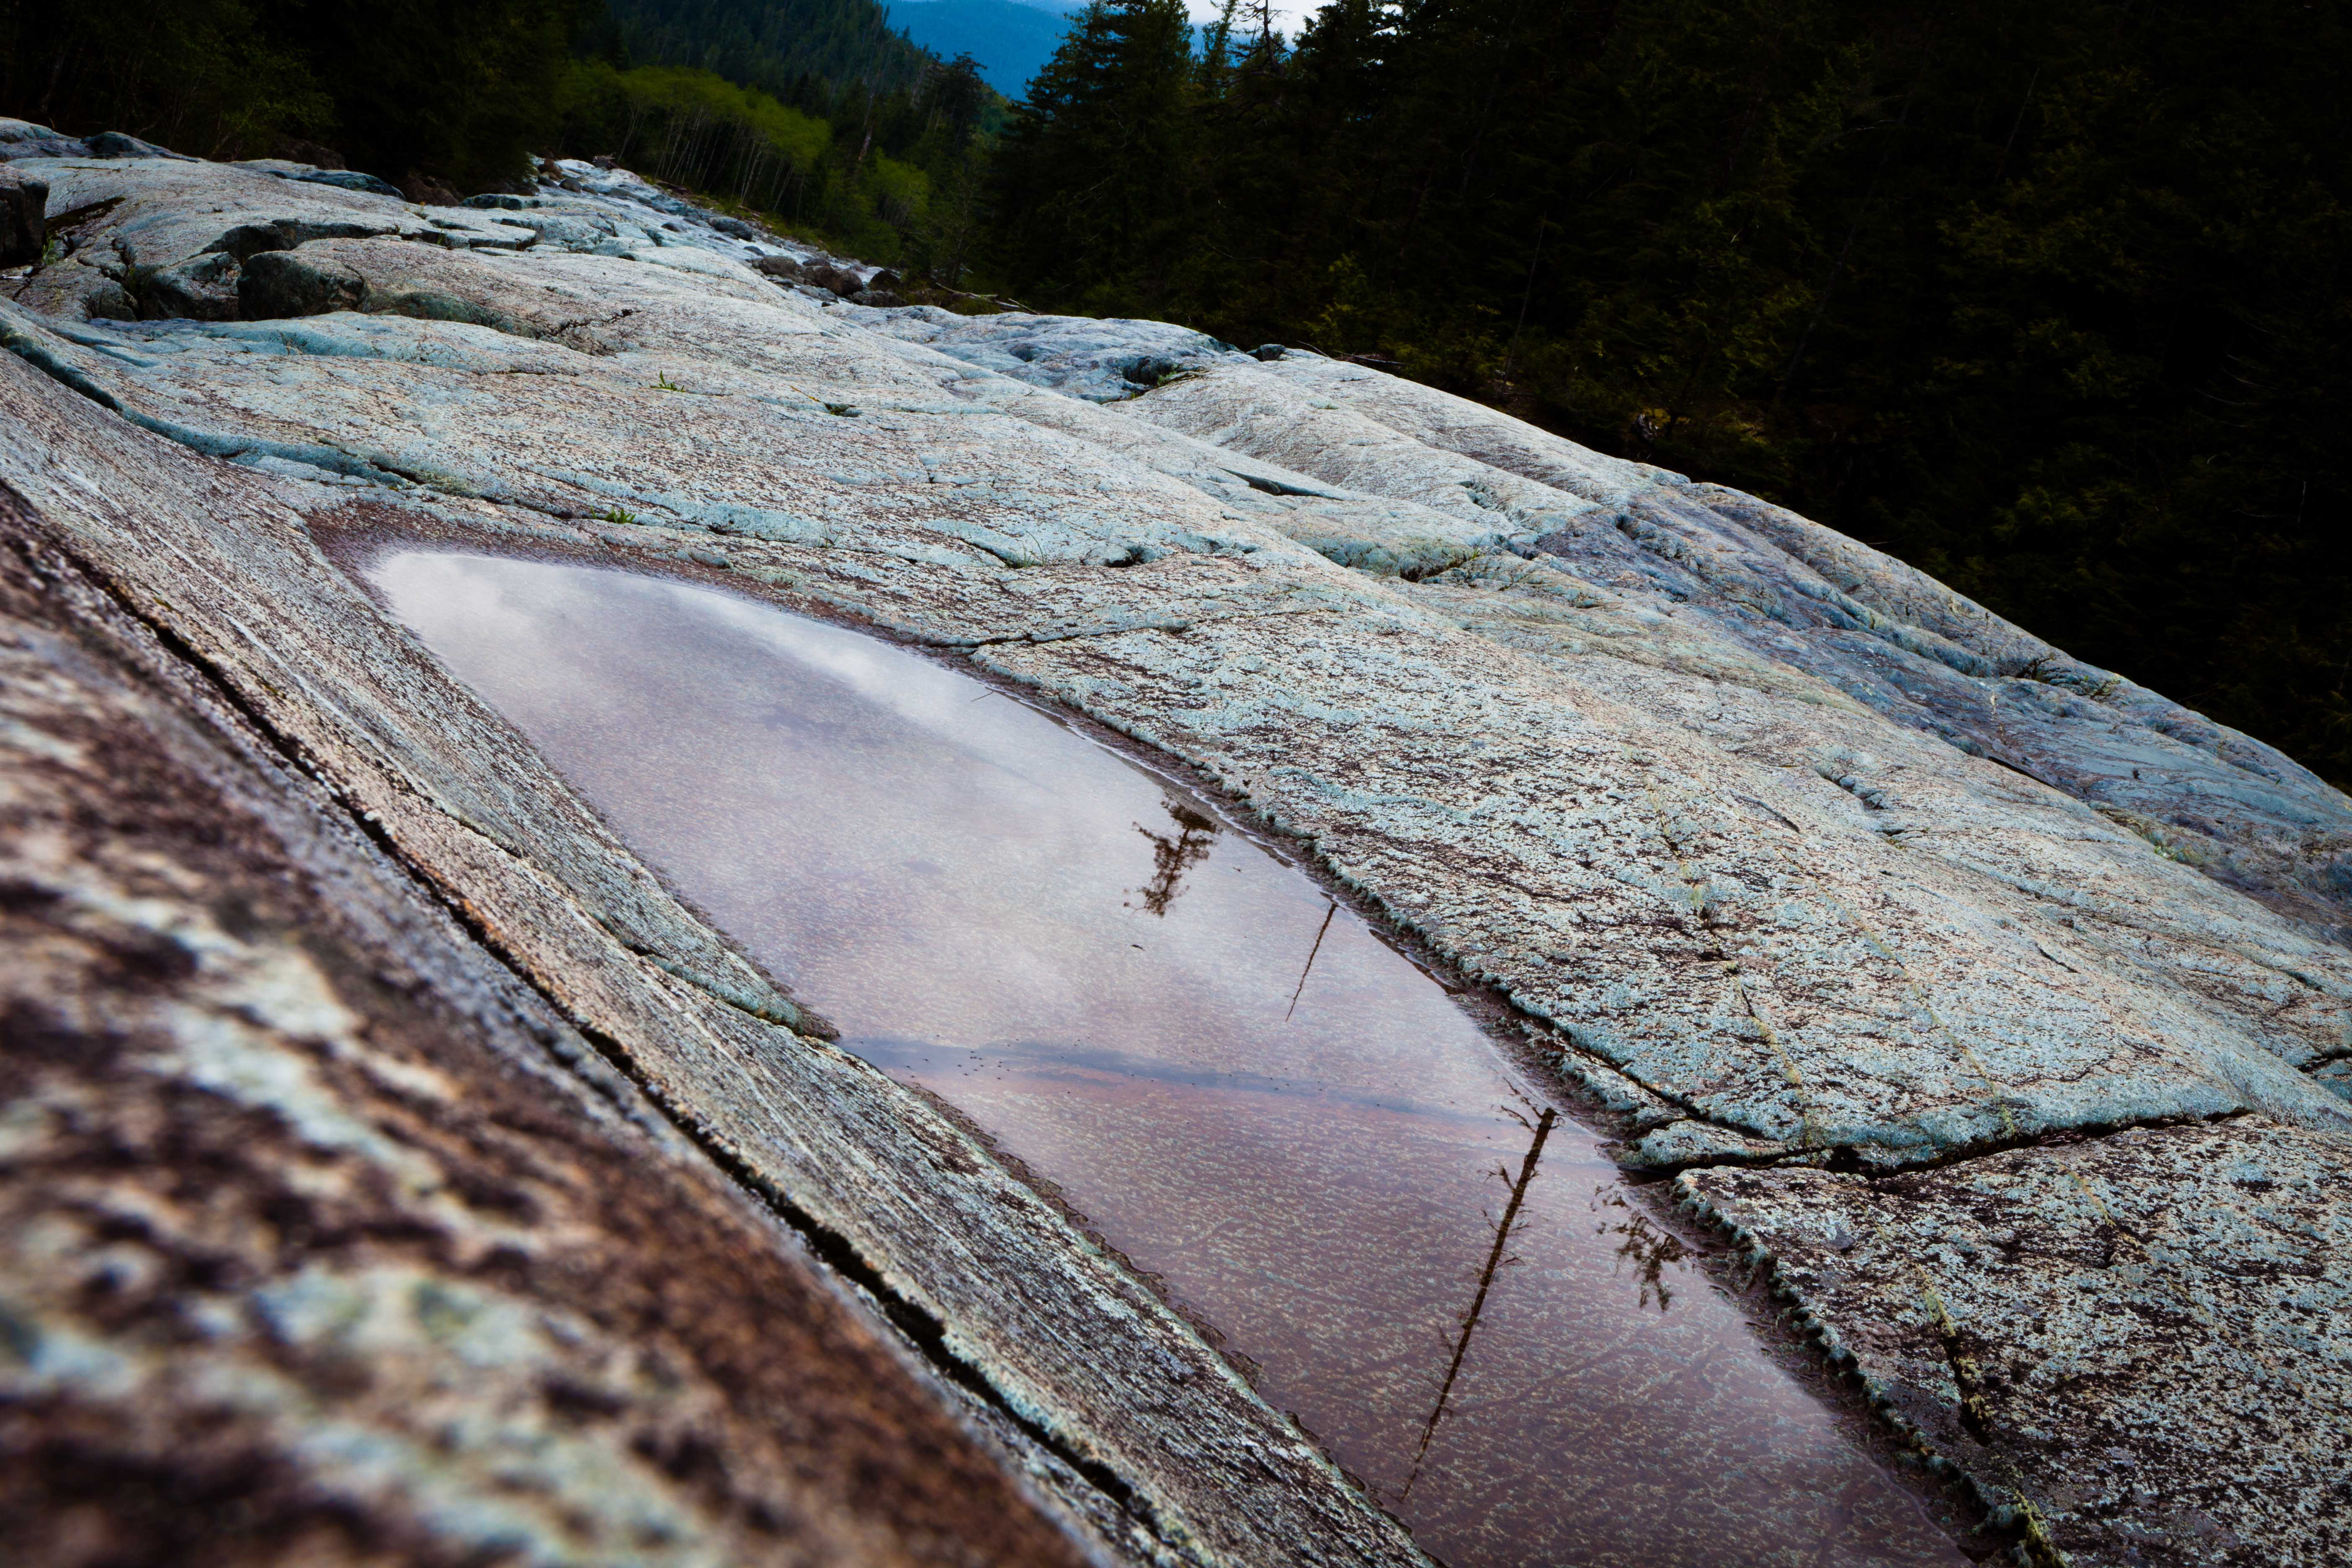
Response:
5,147,2350,1567
1681,1121,2352,1568
0,537,1109,1567
0,276,1429,1568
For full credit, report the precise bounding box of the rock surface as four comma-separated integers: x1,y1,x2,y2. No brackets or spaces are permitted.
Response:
1683,1122,2351,1567
0,163,42,267
0,503,1101,1568
3,139,2349,1566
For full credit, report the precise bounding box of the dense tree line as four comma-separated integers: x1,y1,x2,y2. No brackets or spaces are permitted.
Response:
0,0,988,263
0,0,949,191
559,51,992,265
593,0,999,269
989,0,2352,785
607,0,931,102
0,0,603,187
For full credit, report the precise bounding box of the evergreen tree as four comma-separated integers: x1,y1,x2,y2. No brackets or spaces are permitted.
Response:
607,0,936,105
988,0,1200,313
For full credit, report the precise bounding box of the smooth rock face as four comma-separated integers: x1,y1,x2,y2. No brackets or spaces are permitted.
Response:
0,117,94,160
3,144,2349,1566
0,500,1096,1568
1683,1122,2352,1568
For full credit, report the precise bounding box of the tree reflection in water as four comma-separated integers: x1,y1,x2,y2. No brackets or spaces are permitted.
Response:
1130,799,1218,916
1594,1190,1692,1311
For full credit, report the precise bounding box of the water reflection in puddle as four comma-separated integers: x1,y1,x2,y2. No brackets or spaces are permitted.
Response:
374,552,1966,1568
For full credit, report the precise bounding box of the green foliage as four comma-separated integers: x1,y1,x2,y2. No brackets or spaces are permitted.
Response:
4,0,990,262
599,0,1006,264
557,54,988,265
608,0,934,102
984,0,2352,784
562,61,830,208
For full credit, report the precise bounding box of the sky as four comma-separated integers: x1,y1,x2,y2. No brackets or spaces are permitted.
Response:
1187,2,1319,26
894,0,1328,98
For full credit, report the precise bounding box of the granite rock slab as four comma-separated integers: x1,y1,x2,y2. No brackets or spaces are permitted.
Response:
0,483,1102,1566
4,146,2350,1566
1683,1121,2352,1567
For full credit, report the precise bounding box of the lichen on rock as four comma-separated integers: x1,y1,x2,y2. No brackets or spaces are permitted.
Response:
4,129,2349,1567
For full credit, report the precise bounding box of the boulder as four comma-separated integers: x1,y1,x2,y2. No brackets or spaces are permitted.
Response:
238,246,367,317
81,280,136,320
399,169,464,206
139,249,242,319
804,261,864,296
0,116,88,160
753,253,806,282
292,168,405,199
0,164,46,268
1121,353,1183,387
866,266,904,292
86,130,193,160
278,137,349,170
849,288,907,308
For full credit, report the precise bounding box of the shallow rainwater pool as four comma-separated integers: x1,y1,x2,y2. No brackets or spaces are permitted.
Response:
373,551,1966,1568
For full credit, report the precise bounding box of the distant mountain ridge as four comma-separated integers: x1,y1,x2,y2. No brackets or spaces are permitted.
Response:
888,0,1087,98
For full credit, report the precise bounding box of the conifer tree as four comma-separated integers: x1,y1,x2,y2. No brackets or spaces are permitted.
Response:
987,0,1200,313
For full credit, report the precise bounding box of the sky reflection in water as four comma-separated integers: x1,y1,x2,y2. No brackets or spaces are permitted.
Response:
373,552,1966,1568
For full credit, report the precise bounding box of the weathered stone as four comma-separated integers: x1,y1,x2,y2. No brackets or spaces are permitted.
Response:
12,243,2346,1176
0,159,545,322
812,263,867,295
85,129,194,160
4,145,2349,1568
80,280,135,320
291,166,405,197
138,248,242,319
0,116,88,160
1681,1122,2352,1568
0,163,44,267
0,499,1103,1568
398,168,464,206
237,245,367,316
0,315,1433,1564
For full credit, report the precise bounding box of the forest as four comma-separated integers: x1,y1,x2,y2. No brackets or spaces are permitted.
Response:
2,0,2347,786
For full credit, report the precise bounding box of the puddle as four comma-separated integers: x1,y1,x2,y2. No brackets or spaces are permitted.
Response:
372,552,1969,1568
